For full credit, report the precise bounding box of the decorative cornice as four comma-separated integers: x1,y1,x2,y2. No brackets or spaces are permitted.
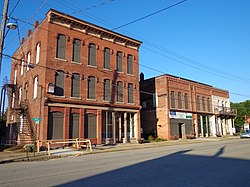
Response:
47,9,142,50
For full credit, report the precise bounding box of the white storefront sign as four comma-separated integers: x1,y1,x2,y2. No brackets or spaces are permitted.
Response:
169,111,192,119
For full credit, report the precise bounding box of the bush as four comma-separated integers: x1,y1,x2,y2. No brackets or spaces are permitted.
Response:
148,135,155,142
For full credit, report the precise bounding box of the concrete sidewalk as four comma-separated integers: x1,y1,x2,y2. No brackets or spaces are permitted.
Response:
0,136,239,164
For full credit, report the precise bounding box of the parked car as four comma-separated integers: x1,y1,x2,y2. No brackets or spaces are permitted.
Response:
240,130,250,138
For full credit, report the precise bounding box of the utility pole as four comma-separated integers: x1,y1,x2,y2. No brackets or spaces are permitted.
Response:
0,0,10,74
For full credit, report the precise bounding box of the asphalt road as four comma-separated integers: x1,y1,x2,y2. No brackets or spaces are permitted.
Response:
0,139,250,187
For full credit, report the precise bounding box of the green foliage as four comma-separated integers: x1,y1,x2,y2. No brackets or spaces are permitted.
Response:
231,100,250,132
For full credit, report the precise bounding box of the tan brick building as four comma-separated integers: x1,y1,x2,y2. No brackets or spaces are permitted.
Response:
140,73,236,140
6,9,142,145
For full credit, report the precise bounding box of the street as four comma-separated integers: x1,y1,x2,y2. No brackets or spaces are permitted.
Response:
0,139,250,187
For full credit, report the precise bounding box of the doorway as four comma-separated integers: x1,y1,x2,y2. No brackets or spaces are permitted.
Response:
179,123,184,139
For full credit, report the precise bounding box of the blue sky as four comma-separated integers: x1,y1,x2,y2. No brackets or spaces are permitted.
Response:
1,0,250,103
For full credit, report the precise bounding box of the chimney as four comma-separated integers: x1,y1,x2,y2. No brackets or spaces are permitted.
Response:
20,37,25,44
34,20,39,29
26,29,32,38
140,72,144,81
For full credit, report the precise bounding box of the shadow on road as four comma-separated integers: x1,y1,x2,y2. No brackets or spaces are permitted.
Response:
57,147,249,187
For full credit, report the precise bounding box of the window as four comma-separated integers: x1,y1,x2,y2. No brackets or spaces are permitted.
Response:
88,76,95,99
88,43,96,66
33,76,38,99
69,113,79,139
27,52,31,71
202,96,206,111
128,83,134,103
84,114,97,138
117,81,123,102
178,92,182,109
21,59,24,75
104,48,110,69
71,73,80,97
127,54,133,74
18,87,22,105
24,83,28,100
55,70,64,96
207,98,210,112
103,79,111,101
170,91,175,108
72,39,81,63
48,112,64,140
116,51,122,72
36,43,40,64
184,93,189,109
14,69,17,84
197,96,200,111
12,93,15,108
56,34,66,59
19,115,23,133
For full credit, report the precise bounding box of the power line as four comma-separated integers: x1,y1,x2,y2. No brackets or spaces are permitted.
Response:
8,0,21,17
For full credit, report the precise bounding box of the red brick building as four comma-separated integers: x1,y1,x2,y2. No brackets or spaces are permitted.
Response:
6,9,142,145
140,73,236,140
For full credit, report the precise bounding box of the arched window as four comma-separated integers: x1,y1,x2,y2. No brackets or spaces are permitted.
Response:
55,70,64,96
72,39,81,62
127,54,133,74
170,91,175,108
56,34,66,59
104,48,110,69
21,59,24,75
103,79,111,101
184,93,189,109
27,52,31,71
88,43,96,66
207,98,210,112
36,43,40,64
178,92,182,109
116,51,122,72
128,83,134,103
71,73,80,97
88,76,95,99
197,96,201,111
202,96,206,111
117,81,123,102
33,76,38,99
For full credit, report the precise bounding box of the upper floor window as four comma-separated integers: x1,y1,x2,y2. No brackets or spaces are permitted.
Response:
33,76,38,99
104,48,110,69
103,79,111,101
178,92,182,109
12,93,15,108
27,52,31,71
127,54,133,74
128,83,134,103
88,43,96,66
207,98,211,112
170,91,175,108
202,96,206,111
21,59,24,75
117,81,123,102
184,93,189,109
71,73,80,98
72,39,81,63
88,76,95,99
55,70,64,96
56,34,66,59
18,87,22,105
116,51,122,72
197,96,201,111
14,69,17,84
36,43,40,64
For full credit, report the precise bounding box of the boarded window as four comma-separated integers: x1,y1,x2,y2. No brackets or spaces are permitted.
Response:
207,98,211,112
56,34,66,59
84,114,97,138
197,96,201,111
171,91,175,108
104,48,110,69
48,112,64,140
104,79,111,101
184,93,189,109
72,39,81,62
117,81,123,102
69,113,79,139
88,43,96,66
88,76,95,99
36,43,40,64
128,83,134,103
71,73,80,97
116,51,122,72
178,92,182,109
55,70,64,96
127,54,133,74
